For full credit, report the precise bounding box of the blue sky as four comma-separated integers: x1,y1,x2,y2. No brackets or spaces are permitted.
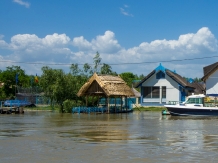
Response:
0,0,218,78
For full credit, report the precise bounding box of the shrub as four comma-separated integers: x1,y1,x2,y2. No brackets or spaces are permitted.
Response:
63,100,78,113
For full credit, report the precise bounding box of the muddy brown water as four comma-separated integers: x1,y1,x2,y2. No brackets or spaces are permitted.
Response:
1,111,218,163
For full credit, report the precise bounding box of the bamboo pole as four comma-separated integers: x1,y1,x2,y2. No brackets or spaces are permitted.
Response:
115,97,116,113
120,96,122,113
125,96,127,112
107,97,110,114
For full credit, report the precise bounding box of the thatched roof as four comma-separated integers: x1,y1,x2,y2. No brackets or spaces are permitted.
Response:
77,73,135,97
191,82,205,94
201,62,218,82
132,88,140,97
165,70,194,88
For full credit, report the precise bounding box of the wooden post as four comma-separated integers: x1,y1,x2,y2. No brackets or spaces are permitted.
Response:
115,97,116,113
125,96,127,112
86,95,88,107
120,96,122,113
107,97,110,114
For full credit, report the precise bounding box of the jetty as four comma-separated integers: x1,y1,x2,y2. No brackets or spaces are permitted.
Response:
0,100,29,114
0,106,24,114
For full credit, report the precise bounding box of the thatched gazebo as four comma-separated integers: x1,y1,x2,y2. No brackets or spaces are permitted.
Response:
77,73,135,113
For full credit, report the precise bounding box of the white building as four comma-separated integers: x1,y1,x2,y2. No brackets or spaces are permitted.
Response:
202,62,218,96
135,63,201,106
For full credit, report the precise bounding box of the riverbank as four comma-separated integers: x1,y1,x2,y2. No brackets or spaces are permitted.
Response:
24,105,58,111
133,106,165,112
24,106,165,112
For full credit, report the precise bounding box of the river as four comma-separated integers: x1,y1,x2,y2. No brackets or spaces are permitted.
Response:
1,111,218,163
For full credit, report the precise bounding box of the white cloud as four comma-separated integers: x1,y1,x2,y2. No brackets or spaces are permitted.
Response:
120,5,133,17
13,0,30,8
0,27,217,77
124,4,129,8
72,36,92,51
9,33,70,52
0,40,8,49
125,27,218,61
73,31,121,53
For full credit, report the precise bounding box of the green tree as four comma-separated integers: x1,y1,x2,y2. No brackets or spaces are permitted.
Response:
40,66,88,112
40,66,59,109
100,63,112,74
93,51,101,73
0,65,29,99
139,74,145,79
119,72,139,87
83,63,93,77
70,63,81,76
52,70,75,112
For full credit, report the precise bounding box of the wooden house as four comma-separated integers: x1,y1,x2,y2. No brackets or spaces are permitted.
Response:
135,63,204,106
77,73,135,113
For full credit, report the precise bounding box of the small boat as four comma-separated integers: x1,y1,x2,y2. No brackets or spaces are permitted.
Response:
164,94,218,116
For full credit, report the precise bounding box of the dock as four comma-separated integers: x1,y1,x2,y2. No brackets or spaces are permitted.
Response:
0,107,24,114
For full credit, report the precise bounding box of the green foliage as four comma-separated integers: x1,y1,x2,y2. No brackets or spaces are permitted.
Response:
93,51,101,73
63,99,78,113
119,72,139,87
100,63,117,75
0,88,7,100
0,52,148,112
0,65,29,99
139,74,145,79
133,107,164,111
40,65,90,112
183,77,202,82
70,63,81,76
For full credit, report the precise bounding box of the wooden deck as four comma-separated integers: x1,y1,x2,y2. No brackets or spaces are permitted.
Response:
0,107,24,114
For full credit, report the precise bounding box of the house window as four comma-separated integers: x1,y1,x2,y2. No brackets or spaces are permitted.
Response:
156,71,165,79
152,87,159,98
144,86,160,98
144,87,151,98
162,86,166,98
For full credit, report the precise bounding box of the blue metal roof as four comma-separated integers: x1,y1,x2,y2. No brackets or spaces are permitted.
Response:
155,63,165,72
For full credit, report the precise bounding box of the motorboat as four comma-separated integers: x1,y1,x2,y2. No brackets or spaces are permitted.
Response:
164,94,218,116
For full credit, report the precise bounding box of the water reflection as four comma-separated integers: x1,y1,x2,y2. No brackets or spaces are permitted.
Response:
1,111,218,163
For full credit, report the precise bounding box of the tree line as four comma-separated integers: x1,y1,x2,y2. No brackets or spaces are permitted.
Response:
0,52,144,112
1,52,202,112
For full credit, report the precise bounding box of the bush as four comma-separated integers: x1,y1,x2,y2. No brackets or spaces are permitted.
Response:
63,100,78,113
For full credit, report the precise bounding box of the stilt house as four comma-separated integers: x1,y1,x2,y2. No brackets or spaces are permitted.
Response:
77,73,135,113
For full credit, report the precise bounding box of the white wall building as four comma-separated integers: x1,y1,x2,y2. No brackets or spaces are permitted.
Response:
202,62,218,96
135,64,197,106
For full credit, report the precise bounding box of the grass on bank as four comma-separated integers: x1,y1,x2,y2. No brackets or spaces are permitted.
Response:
133,107,165,112
25,105,166,112
24,105,59,111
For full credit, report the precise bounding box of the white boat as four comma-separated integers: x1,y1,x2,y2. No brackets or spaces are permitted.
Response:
164,94,218,116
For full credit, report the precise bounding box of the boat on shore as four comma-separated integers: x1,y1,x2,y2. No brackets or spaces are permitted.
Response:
164,94,218,116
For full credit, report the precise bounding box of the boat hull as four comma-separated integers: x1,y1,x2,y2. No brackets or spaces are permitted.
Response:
164,105,218,116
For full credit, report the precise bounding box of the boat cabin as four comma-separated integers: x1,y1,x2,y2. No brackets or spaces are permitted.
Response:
183,94,205,107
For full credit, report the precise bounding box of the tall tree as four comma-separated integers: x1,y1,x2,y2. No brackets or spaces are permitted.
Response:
83,63,93,77
40,66,59,109
100,63,112,74
93,51,101,74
